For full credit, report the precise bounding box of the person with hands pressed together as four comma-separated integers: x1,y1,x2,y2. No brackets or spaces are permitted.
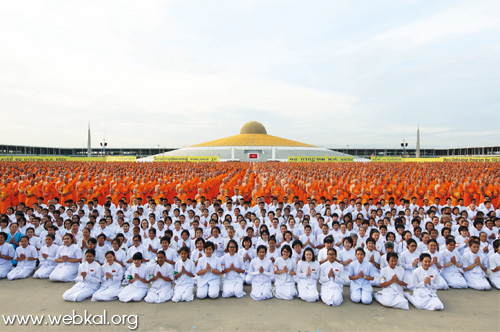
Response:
404,253,444,310
145,250,174,303
118,252,149,302
172,246,196,302
274,244,297,300
62,249,101,301
349,248,374,304
92,251,124,301
462,240,491,290
440,238,467,288
297,247,320,302
7,235,38,280
248,245,274,301
196,241,222,299
50,234,82,282
319,248,344,307
221,239,246,298
374,252,409,310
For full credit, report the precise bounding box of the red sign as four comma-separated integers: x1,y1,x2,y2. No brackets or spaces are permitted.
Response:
249,153,258,159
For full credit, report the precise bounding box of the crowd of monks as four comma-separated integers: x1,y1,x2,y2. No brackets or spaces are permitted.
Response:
0,161,499,213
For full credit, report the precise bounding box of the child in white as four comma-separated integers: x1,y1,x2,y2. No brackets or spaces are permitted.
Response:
145,251,174,303
297,247,320,302
8,236,38,280
319,248,344,306
405,253,444,310
274,245,297,300
374,252,409,310
33,234,59,279
63,249,101,301
221,240,246,298
92,251,124,301
172,247,196,302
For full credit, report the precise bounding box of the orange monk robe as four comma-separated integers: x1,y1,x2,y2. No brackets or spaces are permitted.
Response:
94,185,107,205
61,182,75,203
271,186,285,201
393,184,404,201
450,185,463,206
18,180,29,205
76,181,88,202
0,183,13,213
415,186,426,206
464,182,478,206
370,184,382,201
491,183,500,208
43,180,56,202
25,184,38,208
10,181,19,206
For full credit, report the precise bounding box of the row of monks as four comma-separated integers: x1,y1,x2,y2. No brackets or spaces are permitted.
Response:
0,161,499,213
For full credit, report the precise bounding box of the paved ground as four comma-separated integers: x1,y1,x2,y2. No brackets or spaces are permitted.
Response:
0,278,498,332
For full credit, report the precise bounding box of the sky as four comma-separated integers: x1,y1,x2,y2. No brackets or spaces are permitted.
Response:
0,0,499,150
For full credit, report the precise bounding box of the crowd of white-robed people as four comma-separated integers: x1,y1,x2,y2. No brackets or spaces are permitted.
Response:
0,194,499,310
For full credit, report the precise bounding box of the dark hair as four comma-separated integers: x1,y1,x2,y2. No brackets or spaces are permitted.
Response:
386,252,398,262
301,247,316,261
105,250,115,257
85,248,96,257
227,239,238,251
179,246,190,254
156,250,166,258
292,239,303,248
132,252,143,260
256,245,267,254
366,237,376,245
343,236,353,246
355,247,365,255
160,236,171,244
419,253,431,261
204,241,215,251
281,244,292,256
327,247,337,256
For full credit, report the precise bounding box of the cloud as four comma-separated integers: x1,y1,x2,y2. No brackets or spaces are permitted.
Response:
0,0,498,151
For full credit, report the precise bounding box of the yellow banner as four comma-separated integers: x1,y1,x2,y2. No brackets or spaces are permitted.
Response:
371,156,403,162
403,157,444,163
154,156,219,162
0,156,136,162
288,156,354,162
105,156,136,162
441,156,500,162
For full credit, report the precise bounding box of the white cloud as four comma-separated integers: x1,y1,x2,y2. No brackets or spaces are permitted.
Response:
0,0,498,150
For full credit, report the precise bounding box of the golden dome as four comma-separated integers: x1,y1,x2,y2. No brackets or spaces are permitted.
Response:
240,121,267,135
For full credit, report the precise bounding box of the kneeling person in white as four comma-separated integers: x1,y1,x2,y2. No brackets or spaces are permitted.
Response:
145,251,174,303
118,252,149,302
63,249,101,301
221,239,246,298
50,234,82,282
349,248,375,304
196,241,222,299
374,252,409,310
33,234,58,279
92,250,124,301
274,245,297,300
172,247,196,302
297,247,320,302
404,253,444,310
489,239,500,289
320,248,344,306
248,245,274,300
462,240,491,290
0,232,15,278
8,236,38,280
